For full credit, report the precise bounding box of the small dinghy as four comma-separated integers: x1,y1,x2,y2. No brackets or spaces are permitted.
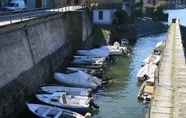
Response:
40,86,92,97
137,82,155,102
137,63,157,81
143,55,161,65
54,71,102,89
27,103,86,118
36,92,91,114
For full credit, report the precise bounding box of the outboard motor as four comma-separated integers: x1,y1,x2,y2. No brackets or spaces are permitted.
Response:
89,98,100,109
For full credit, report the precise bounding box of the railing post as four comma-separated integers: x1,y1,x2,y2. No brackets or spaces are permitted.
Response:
10,15,12,24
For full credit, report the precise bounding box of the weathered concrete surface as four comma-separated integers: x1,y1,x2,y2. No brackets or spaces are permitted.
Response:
150,19,186,118
173,20,186,118
150,23,175,118
0,11,93,118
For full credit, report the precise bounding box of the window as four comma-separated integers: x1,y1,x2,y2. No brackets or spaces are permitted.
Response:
98,11,103,20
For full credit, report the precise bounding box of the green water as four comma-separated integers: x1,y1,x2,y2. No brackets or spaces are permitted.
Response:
19,33,167,118
93,33,167,118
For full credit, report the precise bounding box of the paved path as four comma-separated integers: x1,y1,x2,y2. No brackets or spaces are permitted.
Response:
174,20,186,118
150,22,175,118
150,19,186,118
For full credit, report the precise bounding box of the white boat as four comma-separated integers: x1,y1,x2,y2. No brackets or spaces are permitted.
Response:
137,63,157,82
27,103,85,118
54,71,102,89
154,41,165,55
73,56,106,62
36,92,90,113
40,86,92,96
143,55,161,65
103,42,128,56
103,46,123,56
67,67,103,77
77,47,110,58
155,41,165,49
72,56,106,65
77,43,128,57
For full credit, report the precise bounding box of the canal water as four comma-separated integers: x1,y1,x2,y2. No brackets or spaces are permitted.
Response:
19,8,186,118
20,33,167,118
165,8,186,26
93,33,167,118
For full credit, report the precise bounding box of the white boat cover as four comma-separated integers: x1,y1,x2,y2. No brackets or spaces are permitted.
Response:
54,71,102,89
72,56,105,65
137,63,157,81
77,42,127,57
77,47,110,58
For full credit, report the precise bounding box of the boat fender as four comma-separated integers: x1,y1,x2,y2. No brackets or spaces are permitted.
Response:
85,112,91,118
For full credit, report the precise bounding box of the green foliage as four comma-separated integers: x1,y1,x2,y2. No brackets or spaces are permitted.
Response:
92,26,109,47
152,6,168,21
112,9,129,25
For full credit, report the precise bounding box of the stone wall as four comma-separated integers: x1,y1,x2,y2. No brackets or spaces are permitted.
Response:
0,11,92,118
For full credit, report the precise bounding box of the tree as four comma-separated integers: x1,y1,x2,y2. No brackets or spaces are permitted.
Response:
112,9,129,25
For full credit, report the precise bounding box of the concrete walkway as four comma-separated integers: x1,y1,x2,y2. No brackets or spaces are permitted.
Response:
174,20,186,118
150,22,176,118
150,19,186,118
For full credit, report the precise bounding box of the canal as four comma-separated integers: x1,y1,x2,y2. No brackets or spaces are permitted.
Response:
19,8,186,118
93,33,167,118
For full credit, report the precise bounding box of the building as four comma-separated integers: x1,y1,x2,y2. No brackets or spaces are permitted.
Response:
92,1,124,25
92,4,122,25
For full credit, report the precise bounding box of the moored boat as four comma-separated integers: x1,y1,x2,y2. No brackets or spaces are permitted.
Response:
137,63,157,82
67,67,104,77
26,103,86,118
143,55,161,65
77,47,110,58
36,92,91,114
137,82,155,102
153,41,166,55
72,56,106,66
54,71,102,89
40,86,92,97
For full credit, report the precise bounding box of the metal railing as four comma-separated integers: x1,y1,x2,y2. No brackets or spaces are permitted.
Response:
0,4,88,27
